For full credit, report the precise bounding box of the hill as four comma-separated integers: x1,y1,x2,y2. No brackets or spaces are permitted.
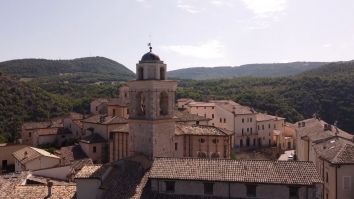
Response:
168,62,326,80
0,56,135,82
177,61,354,133
299,60,354,77
0,75,72,143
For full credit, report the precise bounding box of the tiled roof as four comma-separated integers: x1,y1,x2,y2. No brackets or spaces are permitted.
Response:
256,113,285,122
80,133,106,144
55,145,89,164
107,98,128,106
6,185,76,199
92,98,108,103
213,101,255,115
149,158,322,186
188,102,216,107
74,164,109,179
313,136,354,164
111,124,129,133
22,119,64,130
175,124,233,136
174,110,210,122
82,114,127,125
296,118,353,141
13,147,60,164
67,112,84,120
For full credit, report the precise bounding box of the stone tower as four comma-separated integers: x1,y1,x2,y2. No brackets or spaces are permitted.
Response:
128,47,177,159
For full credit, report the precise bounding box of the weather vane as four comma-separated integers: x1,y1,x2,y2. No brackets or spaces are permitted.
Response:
148,42,152,52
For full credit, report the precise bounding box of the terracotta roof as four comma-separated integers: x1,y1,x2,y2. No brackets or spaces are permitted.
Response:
80,133,106,144
111,124,129,133
6,185,76,199
213,100,255,115
175,124,233,136
149,158,322,186
13,147,60,164
187,102,216,107
82,114,127,125
92,98,108,103
313,137,354,164
22,119,64,130
296,118,353,141
107,98,128,106
74,165,109,179
67,112,84,120
256,113,285,122
177,98,194,102
174,110,210,122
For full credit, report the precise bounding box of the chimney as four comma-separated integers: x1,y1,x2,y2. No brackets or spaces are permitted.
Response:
46,179,53,199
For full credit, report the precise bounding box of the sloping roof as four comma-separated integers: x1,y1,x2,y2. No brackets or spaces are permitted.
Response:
107,98,128,106
296,118,353,141
55,145,88,164
256,113,285,122
149,158,322,186
67,112,84,120
313,137,354,164
174,110,210,122
213,100,255,115
82,114,127,125
13,147,60,164
80,133,106,144
187,102,216,107
111,124,129,133
175,124,233,136
22,119,63,130
6,185,76,199
74,165,109,179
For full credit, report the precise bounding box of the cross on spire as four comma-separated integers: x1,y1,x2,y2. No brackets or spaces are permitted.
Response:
148,42,152,52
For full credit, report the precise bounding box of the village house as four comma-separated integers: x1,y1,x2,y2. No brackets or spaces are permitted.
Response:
295,117,354,199
0,143,27,173
12,146,61,172
63,112,84,138
90,98,108,115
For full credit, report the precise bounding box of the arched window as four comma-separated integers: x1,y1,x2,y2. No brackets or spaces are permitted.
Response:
136,92,145,116
211,152,220,159
246,137,250,147
159,91,169,115
160,67,165,80
197,152,207,158
138,67,144,80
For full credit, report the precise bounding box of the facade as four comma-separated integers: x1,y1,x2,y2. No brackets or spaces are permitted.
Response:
0,144,26,173
187,100,287,149
63,112,84,138
90,98,108,115
295,117,354,199
21,119,63,145
12,146,61,172
127,49,177,159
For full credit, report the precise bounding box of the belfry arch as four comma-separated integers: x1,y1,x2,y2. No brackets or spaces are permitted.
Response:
159,91,169,116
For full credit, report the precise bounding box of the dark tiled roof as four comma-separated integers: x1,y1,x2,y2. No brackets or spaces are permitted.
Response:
82,114,127,125
55,145,89,164
313,136,354,164
175,124,233,136
174,110,210,122
80,133,106,144
149,158,322,186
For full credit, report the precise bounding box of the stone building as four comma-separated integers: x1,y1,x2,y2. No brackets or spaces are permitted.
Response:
0,143,27,173
127,49,177,159
295,117,354,199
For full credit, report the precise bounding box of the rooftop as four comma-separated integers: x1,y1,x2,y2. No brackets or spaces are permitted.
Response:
80,133,106,144
74,164,109,179
313,136,354,164
82,114,127,125
175,124,233,136
149,158,322,186
256,113,285,122
174,110,210,122
13,147,60,164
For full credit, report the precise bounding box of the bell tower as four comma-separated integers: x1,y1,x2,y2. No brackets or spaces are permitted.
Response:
128,45,177,159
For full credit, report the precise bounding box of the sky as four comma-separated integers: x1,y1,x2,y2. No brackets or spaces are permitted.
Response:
0,0,354,71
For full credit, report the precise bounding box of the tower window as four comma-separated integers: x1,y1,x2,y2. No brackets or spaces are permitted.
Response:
159,91,169,115
160,67,165,80
137,92,145,116
138,67,144,80
175,143,178,151
93,146,97,153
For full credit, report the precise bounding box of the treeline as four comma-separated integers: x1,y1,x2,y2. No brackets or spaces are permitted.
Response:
177,75,354,133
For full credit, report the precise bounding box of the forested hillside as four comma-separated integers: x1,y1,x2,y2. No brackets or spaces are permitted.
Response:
177,61,354,133
0,75,72,142
0,57,135,82
300,60,354,77
168,62,326,80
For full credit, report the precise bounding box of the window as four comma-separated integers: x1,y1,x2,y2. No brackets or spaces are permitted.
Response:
262,125,264,130
212,123,214,126
250,128,253,133
242,128,244,134
136,92,145,116
246,185,257,197
138,67,144,80
93,146,97,153
160,67,165,80
247,128,249,132
343,176,351,190
289,186,299,198
212,139,219,144
212,107,214,109
197,121,200,125
29,132,32,137
199,138,205,143
165,181,175,193
224,118,226,123
204,107,206,109
326,172,328,183
242,118,244,123
258,125,259,130
268,124,271,129
175,143,178,151
113,109,116,116
159,91,169,116
274,124,276,129
220,118,222,123
250,118,253,122
240,139,243,147
247,118,249,122
204,183,214,195
212,114,214,119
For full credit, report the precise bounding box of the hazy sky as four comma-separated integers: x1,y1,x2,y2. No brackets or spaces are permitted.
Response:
1,0,354,71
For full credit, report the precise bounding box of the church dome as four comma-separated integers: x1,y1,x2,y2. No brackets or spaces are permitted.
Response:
141,52,160,62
